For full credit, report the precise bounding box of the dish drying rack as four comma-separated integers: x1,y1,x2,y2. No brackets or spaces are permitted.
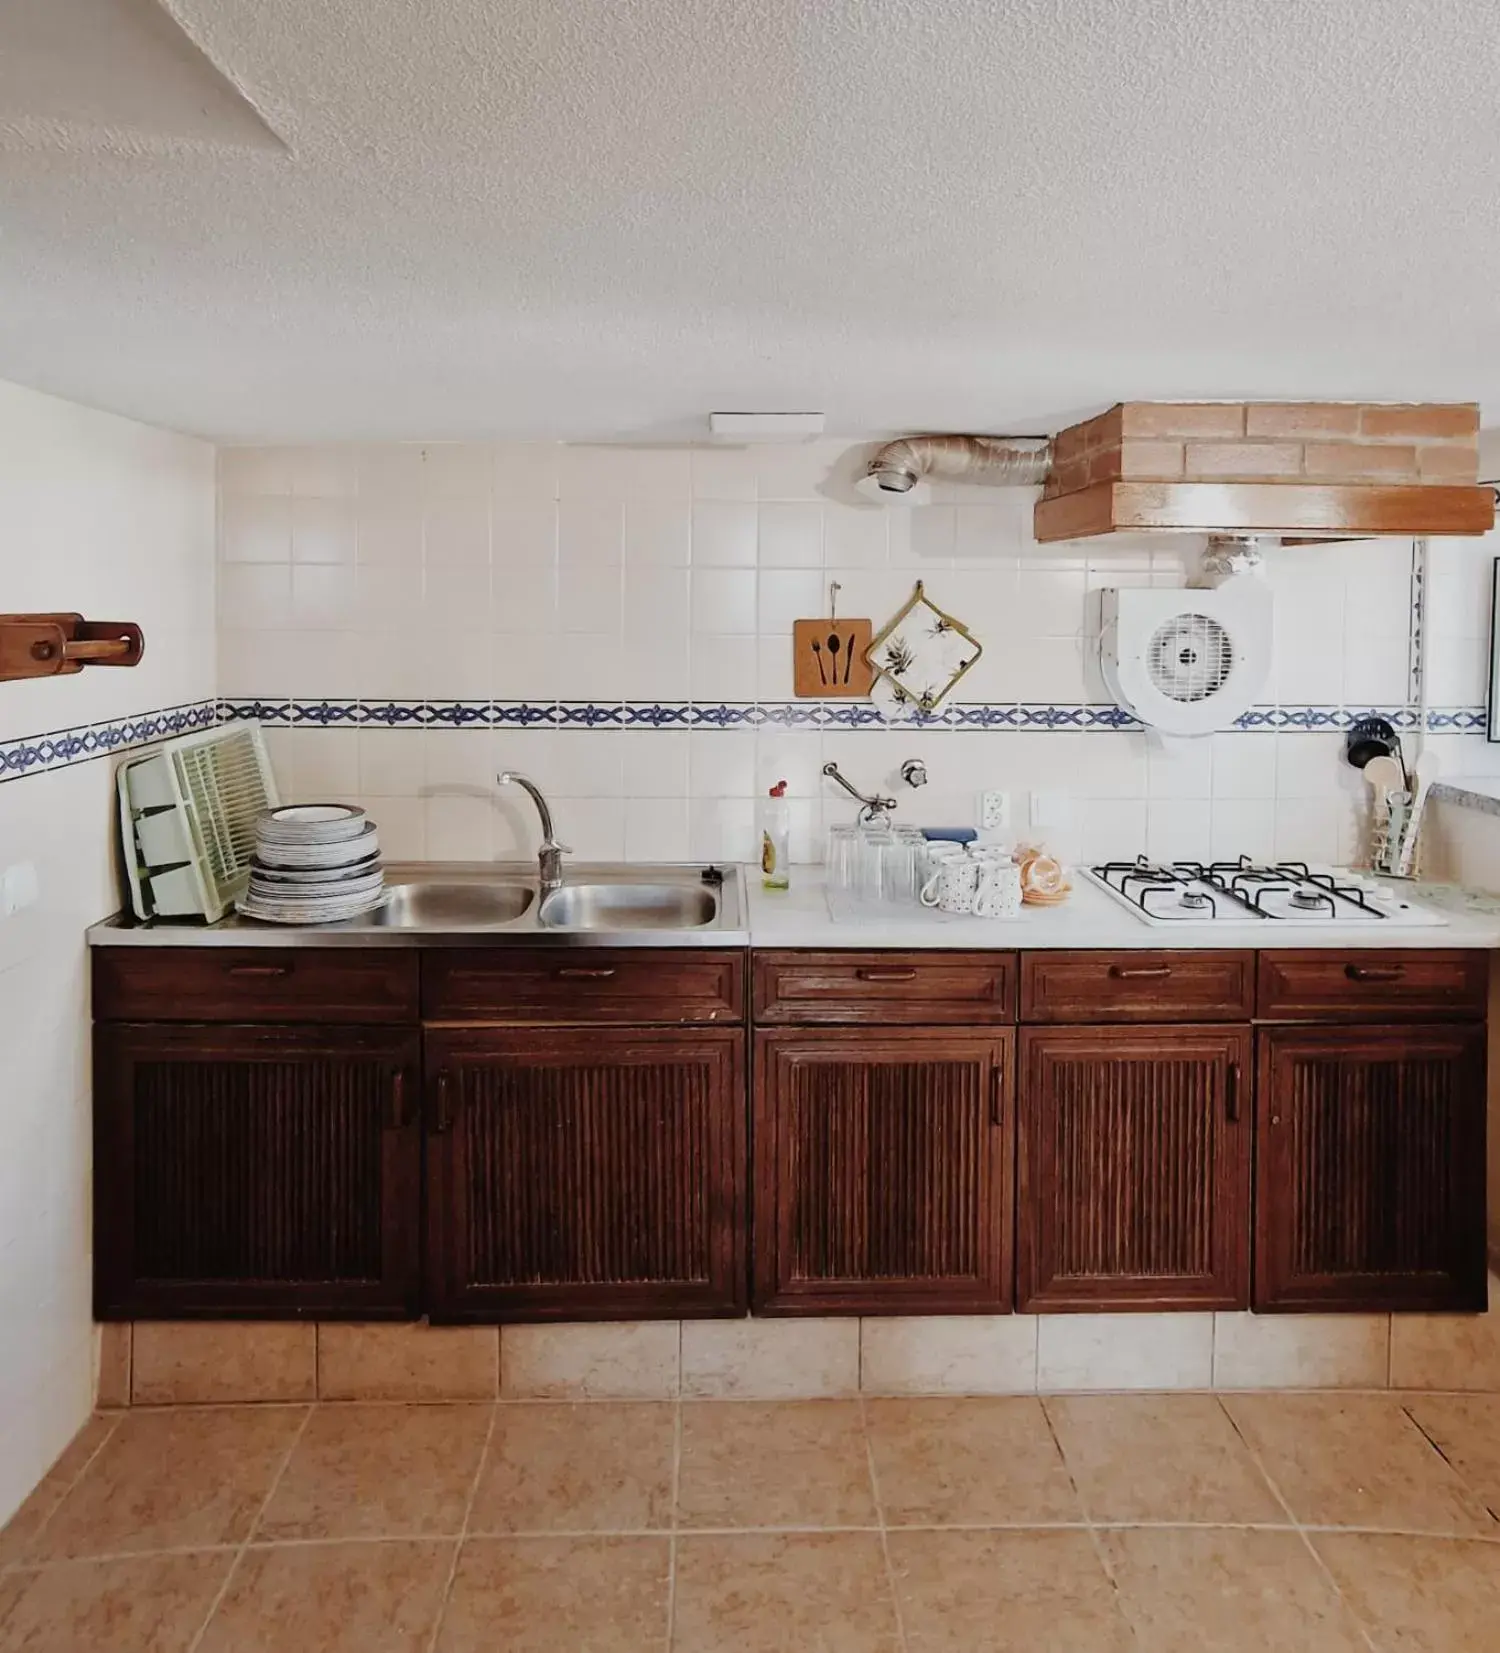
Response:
117,723,279,921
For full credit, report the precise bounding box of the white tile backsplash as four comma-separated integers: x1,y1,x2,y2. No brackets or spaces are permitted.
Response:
759,502,824,568
291,495,357,564
212,438,1463,866
690,500,758,567
222,493,291,562
690,567,758,634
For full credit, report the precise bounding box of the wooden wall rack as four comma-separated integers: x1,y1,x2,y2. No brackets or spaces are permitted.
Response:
0,613,145,683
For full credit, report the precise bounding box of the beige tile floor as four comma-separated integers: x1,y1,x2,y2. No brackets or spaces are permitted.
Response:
4,1392,1500,1649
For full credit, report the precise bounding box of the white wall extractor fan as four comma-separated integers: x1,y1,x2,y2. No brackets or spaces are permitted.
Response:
1099,572,1272,737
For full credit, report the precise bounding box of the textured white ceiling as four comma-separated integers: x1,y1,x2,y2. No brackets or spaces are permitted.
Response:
2,0,1498,441
0,0,281,152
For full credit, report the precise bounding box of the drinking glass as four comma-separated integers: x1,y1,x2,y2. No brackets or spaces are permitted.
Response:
881,831,922,905
825,824,858,895
857,826,892,903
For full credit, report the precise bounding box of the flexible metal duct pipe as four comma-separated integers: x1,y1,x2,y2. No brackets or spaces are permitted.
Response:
861,433,1053,496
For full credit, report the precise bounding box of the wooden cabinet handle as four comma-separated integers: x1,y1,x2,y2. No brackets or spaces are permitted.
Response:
225,962,292,979
856,968,918,983
1108,964,1172,980
1345,964,1404,983
556,967,617,980
434,1071,454,1133
1225,1064,1241,1124
991,1068,1004,1128
387,1070,407,1131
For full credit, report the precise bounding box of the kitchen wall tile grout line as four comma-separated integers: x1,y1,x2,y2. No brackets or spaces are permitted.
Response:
1212,1394,1381,1653
184,1402,314,1653
858,1393,912,1653
424,1399,498,1653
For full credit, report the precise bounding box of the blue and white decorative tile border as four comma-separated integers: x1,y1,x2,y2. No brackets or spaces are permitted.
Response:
213,698,1453,736
0,700,217,784
5,695,1482,785
1426,705,1487,733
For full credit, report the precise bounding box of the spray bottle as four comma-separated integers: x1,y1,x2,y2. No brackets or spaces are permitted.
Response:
759,780,790,890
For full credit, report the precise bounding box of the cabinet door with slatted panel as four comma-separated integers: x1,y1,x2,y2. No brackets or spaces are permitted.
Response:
1017,1025,1252,1312
425,1027,747,1321
753,1028,1013,1314
1256,1023,1487,1312
94,1023,421,1319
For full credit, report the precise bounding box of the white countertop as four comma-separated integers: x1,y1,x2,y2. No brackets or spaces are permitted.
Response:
91,863,1500,952
747,870,1500,950
1432,776,1500,817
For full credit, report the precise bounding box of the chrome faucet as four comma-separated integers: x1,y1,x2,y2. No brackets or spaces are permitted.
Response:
822,761,897,824
498,771,570,894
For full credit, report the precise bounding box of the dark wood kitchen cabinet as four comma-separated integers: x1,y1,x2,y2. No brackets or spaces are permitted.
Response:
424,1026,747,1322
1016,1025,1252,1311
1255,1022,1488,1312
90,940,1490,1328
753,1027,1014,1314
93,1021,421,1319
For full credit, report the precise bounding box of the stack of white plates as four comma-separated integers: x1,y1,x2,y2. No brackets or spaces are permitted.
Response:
236,804,386,924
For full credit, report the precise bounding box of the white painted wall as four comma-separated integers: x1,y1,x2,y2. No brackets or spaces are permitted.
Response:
219,440,1430,867
0,380,215,1525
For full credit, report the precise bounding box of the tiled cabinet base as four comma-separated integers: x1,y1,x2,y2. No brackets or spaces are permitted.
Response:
96,1291,1500,1404
91,944,1488,1326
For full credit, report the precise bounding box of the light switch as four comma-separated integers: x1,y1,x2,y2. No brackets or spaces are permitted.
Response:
1029,792,1073,830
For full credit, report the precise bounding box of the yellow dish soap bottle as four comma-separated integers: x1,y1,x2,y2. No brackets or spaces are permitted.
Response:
760,780,790,890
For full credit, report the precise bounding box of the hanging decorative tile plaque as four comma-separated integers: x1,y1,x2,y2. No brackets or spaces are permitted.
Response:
864,581,982,713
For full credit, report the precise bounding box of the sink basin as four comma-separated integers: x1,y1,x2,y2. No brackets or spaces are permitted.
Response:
540,882,718,931
374,882,533,928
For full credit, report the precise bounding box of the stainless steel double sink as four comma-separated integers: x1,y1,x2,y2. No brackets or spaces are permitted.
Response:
358,861,743,943
91,862,748,948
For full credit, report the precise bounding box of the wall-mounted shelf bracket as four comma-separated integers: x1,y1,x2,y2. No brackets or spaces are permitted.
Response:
0,613,145,683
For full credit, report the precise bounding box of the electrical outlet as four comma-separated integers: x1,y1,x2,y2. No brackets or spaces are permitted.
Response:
979,790,1010,831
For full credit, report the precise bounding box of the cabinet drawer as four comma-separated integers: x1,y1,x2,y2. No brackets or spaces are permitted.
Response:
752,951,1016,1025
1021,951,1254,1023
93,949,419,1024
1257,950,1487,1021
422,950,744,1024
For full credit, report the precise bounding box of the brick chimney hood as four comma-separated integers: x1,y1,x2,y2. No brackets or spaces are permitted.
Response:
1033,402,1495,543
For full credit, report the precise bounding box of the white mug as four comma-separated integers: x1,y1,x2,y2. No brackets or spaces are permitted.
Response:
919,840,965,883
920,857,979,913
972,860,1022,918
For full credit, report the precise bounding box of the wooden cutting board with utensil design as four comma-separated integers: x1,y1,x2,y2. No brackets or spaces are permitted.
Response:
792,617,875,697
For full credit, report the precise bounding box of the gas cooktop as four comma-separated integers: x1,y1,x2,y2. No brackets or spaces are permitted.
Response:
1083,857,1447,927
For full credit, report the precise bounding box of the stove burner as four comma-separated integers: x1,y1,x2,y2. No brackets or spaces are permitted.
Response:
1087,855,1398,923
